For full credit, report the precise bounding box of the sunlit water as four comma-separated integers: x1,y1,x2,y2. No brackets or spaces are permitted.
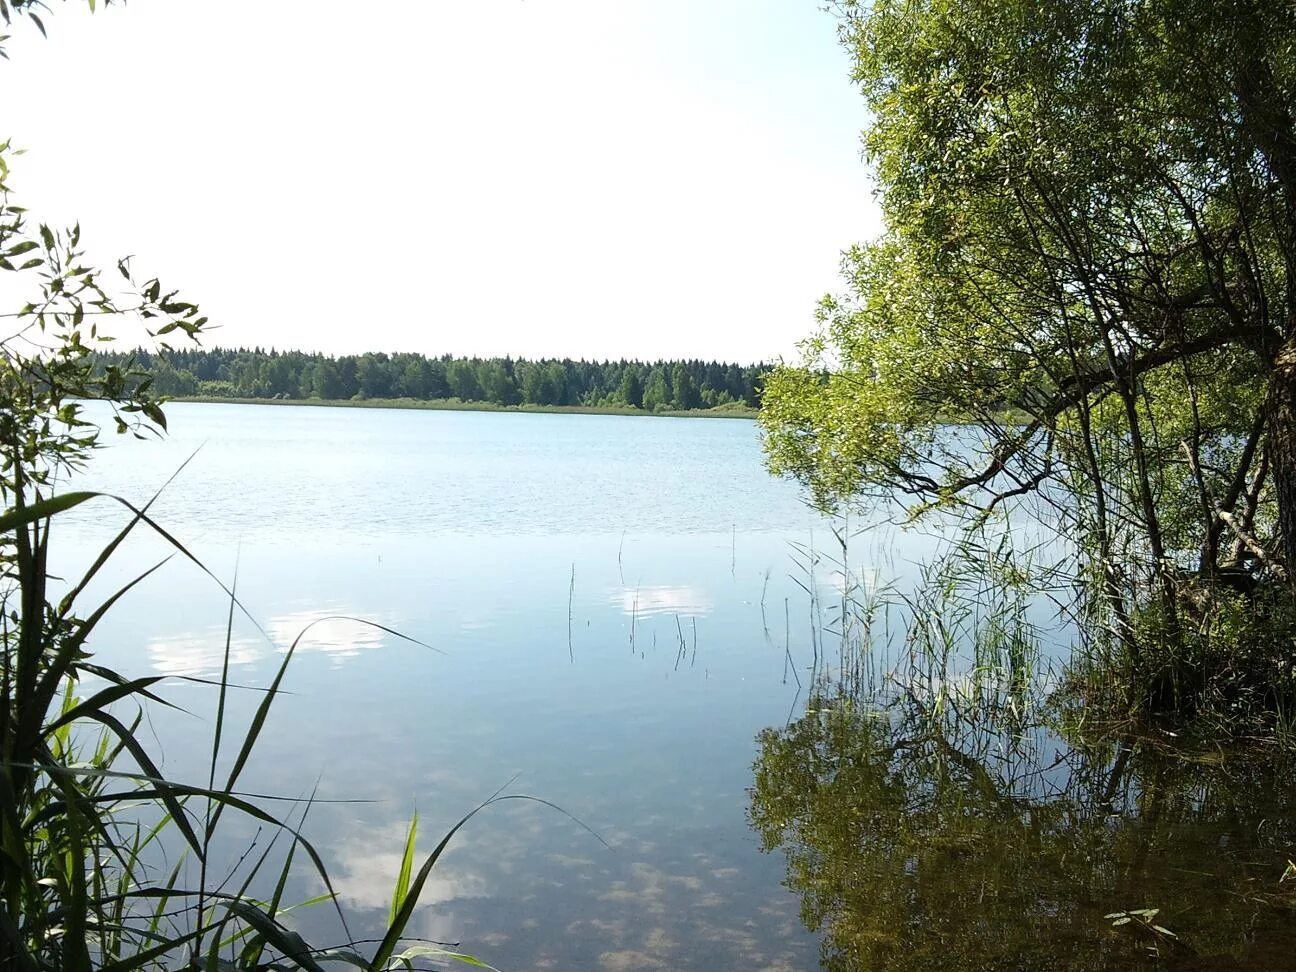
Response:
51,402,901,970
44,402,1296,969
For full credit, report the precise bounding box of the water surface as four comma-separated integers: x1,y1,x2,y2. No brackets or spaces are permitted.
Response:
50,402,1296,970
54,403,846,970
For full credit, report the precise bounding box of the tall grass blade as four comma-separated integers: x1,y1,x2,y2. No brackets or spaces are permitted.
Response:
56,447,204,618
224,901,324,972
75,708,205,859
371,793,607,969
0,489,97,532
389,812,418,929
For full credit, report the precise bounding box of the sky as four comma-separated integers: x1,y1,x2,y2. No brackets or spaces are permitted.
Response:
2,0,882,363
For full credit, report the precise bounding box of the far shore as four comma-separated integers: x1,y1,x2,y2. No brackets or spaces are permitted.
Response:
163,395,760,420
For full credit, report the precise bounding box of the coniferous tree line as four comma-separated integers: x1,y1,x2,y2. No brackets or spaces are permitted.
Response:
95,347,769,410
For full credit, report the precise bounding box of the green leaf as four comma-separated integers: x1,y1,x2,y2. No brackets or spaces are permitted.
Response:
389,812,419,928
391,945,502,970
224,902,324,972
0,490,99,533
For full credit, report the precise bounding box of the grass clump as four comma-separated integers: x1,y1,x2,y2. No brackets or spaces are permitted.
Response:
1059,581,1296,742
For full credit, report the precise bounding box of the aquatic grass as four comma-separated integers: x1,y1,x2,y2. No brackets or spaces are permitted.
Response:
1056,578,1296,744
567,563,575,664
761,510,1296,967
778,511,1074,750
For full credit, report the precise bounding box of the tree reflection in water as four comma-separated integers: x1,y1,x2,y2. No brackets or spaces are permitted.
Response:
749,690,1296,969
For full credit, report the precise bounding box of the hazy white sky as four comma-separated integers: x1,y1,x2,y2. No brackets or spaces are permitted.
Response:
2,1,881,362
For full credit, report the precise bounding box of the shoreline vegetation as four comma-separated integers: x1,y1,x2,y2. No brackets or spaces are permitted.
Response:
93,346,770,414
164,394,759,419
100,347,1029,424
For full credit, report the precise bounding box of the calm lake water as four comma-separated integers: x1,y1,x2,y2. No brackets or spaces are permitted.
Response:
48,403,1296,969
51,403,861,970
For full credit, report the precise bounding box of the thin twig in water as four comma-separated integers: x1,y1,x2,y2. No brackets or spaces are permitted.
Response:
630,583,638,653
675,614,687,671
784,597,801,690
568,562,575,663
760,568,771,637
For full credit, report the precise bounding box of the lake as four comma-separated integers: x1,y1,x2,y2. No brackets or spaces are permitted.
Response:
48,403,1296,970
52,402,861,970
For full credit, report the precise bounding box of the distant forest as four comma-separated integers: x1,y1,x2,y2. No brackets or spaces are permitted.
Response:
96,348,770,411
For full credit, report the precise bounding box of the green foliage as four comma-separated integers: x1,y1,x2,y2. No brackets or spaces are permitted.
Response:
617,368,643,409
641,365,670,411
1063,580,1296,735
757,515,1296,967
96,347,769,412
762,0,1296,661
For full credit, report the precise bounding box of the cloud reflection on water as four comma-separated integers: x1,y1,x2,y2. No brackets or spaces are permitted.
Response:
266,609,390,661
612,586,712,618
147,632,262,677
145,608,393,676
322,820,489,912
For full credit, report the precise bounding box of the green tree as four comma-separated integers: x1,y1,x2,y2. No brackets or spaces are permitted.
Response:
518,360,565,405
425,357,449,398
296,361,318,397
399,358,428,398
335,355,359,398
618,366,644,408
763,0,1296,632
446,358,482,400
356,352,394,399
544,361,568,405
670,361,698,410
315,358,345,398
642,366,671,411
154,365,199,397
479,359,518,404
261,353,295,396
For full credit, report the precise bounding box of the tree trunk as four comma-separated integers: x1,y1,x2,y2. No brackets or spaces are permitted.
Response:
1266,336,1296,583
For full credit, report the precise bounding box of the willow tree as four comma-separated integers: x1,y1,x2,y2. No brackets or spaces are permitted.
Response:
763,0,1296,635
